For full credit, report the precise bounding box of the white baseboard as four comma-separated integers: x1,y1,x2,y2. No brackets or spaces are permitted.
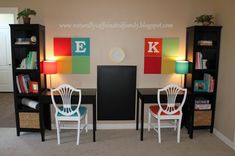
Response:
51,122,173,130
51,124,93,130
97,123,137,129
51,123,136,130
213,128,235,151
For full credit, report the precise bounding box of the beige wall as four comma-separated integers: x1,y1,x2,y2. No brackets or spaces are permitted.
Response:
7,1,235,129
1,0,234,144
0,0,215,88
214,0,235,143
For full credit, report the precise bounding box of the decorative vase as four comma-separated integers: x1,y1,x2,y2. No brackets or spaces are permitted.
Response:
23,17,31,24
202,59,208,69
202,21,210,26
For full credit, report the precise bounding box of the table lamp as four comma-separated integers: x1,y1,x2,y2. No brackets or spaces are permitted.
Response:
43,60,57,89
175,60,189,87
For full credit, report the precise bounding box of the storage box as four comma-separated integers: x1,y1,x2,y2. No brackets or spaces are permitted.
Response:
194,111,212,126
19,112,40,128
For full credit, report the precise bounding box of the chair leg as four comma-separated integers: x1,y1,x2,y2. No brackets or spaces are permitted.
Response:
77,120,80,145
85,112,88,133
58,121,61,132
174,119,177,131
158,118,161,143
148,110,151,132
55,119,60,144
177,118,182,143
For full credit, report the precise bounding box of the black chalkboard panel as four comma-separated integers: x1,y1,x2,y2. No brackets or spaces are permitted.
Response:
97,66,136,120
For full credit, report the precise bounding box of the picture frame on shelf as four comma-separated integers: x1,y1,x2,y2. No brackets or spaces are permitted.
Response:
29,81,38,93
194,80,208,92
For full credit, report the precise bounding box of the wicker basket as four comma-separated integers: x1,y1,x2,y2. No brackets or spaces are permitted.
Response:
19,112,40,128
194,111,212,126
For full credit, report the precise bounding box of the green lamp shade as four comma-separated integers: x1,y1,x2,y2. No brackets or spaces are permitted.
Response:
175,61,189,74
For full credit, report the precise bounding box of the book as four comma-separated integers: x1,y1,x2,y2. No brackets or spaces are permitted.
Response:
15,38,31,45
24,75,31,90
197,40,213,46
195,98,209,104
15,41,31,45
195,100,209,104
18,75,25,93
31,51,37,69
22,75,29,93
22,75,31,93
26,51,37,69
26,52,32,69
195,104,211,110
16,76,21,93
210,79,215,92
203,73,214,92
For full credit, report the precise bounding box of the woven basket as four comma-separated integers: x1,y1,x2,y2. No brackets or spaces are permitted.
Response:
194,111,212,126
19,112,40,128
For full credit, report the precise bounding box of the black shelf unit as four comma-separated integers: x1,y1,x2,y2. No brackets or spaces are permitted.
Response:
185,26,222,138
10,24,46,141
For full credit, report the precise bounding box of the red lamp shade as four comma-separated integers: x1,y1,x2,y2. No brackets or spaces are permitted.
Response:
43,60,57,74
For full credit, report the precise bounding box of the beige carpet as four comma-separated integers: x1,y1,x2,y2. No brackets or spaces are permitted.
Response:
0,93,15,127
0,128,234,156
0,93,234,155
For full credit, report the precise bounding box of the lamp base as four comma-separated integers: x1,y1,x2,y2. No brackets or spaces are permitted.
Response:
180,75,184,88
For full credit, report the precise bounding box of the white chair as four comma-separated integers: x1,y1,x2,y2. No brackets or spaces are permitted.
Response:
51,84,88,145
148,84,187,143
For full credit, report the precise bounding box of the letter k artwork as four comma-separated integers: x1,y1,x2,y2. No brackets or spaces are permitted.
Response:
148,42,159,53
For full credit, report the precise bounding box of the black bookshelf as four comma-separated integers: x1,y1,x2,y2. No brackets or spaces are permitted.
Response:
10,24,46,141
185,26,222,138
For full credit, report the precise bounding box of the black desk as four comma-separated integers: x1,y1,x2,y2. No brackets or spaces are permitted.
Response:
136,88,157,141
136,88,189,141
40,89,96,142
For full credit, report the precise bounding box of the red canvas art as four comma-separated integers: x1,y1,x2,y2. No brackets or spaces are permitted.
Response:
144,57,161,74
144,38,162,57
54,38,72,56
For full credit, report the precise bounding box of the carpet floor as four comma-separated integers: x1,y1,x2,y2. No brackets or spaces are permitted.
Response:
0,93,15,127
0,128,234,156
0,93,234,155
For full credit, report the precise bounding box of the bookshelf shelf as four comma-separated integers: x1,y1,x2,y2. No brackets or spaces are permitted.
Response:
194,109,212,112
196,45,217,50
16,93,40,97
10,24,46,141
15,69,38,73
185,26,222,138
193,93,215,97
18,106,39,112
195,69,216,73
14,44,38,47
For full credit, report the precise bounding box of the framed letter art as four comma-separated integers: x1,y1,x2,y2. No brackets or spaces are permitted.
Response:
29,81,38,93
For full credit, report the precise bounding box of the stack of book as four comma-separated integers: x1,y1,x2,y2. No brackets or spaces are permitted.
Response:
195,97,211,110
204,73,215,92
15,38,31,45
197,40,213,46
17,51,37,69
16,74,31,93
26,51,37,69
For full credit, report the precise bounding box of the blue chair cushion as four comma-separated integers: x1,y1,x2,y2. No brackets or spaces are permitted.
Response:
57,106,87,117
